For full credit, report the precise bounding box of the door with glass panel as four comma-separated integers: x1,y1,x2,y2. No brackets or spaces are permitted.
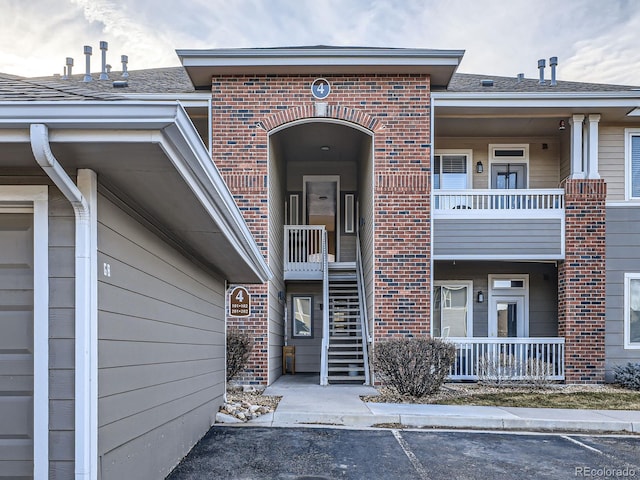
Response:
433,283,472,337
489,296,525,338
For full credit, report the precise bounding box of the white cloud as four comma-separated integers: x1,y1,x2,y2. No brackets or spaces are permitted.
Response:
0,0,638,85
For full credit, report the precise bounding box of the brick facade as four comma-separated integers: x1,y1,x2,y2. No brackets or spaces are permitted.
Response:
212,74,432,384
558,178,607,383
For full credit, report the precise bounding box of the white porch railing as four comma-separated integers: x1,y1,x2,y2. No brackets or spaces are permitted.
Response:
284,225,326,277
434,189,564,214
446,337,565,381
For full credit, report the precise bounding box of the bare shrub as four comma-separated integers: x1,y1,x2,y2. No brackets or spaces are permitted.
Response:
374,337,456,397
226,328,253,382
477,353,522,386
524,357,554,388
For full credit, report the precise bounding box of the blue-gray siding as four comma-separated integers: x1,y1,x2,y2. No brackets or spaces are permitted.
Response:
433,218,563,257
605,206,640,380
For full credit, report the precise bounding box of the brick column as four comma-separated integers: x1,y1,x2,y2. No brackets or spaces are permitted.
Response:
374,173,431,338
558,178,606,383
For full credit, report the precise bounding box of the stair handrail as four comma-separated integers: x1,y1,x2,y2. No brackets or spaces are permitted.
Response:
355,229,371,385
320,228,330,386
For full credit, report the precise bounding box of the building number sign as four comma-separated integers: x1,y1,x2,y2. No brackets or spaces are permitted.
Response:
311,78,331,100
230,286,250,317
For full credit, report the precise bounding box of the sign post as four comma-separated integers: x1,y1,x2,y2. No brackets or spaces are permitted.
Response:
229,286,250,317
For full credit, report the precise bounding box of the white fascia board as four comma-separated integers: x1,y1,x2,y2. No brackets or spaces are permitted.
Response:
0,101,179,129
161,105,272,282
177,47,465,65
121,93,211,108
432,91,640,108
628,108,640,116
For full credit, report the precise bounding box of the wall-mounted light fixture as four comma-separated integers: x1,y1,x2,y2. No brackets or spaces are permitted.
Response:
278,291,285,302
558,120,566,130
476,161,484,174
477,291,484,303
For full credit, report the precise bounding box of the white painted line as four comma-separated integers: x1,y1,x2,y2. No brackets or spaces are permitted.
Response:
392,429,430,480
561,435,603,454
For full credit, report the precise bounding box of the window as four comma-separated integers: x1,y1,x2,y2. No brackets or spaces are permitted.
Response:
344,193,355,234
292,296,313,338
288,194,300,225
624,273,640,349
625,130,640,200
433,282,473,337
434,151,471,190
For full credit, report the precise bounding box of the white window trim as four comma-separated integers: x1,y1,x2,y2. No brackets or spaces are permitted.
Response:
434,149,473,190
0,186,48,479
488,144,530,189
624,129,640,201
487,274,530,338
624,272,640,349
433,280,474,338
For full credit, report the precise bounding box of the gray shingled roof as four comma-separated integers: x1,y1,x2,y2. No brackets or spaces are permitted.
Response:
29,66,195,95
445,72,640,93
0,72,124,101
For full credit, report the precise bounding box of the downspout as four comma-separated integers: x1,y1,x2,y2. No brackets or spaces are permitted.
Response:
30,124,98,480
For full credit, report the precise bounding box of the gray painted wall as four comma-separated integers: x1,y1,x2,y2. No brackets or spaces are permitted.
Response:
605,206,640,380
0,175,77,479
434,261,558,337
433,218,563,257
96,193,226,480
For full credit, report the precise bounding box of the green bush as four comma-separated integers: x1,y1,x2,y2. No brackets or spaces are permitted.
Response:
226,328,253,382
373,337,456,397
613,362,640,391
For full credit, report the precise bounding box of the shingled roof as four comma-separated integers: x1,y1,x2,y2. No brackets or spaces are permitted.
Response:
0,72,125,101
28,66,195,95
445,72,640,93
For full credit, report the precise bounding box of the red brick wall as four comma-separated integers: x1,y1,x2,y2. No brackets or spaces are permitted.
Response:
212,74,431,384
558,178,607,383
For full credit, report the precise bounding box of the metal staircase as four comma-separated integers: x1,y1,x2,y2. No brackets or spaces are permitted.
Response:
326,264,368,384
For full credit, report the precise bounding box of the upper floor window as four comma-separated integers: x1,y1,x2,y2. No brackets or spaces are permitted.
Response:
434,150,472,190
625,130,640,200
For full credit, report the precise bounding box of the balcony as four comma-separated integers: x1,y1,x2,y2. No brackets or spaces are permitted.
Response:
446,337,565,381
433,189,565,260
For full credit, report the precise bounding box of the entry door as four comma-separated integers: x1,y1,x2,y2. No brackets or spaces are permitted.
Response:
491,164,527,189
0,213,35,478
489,296,526,337
304,176,339,260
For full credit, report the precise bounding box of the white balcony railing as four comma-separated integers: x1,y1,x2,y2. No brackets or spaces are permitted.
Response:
284,225,326,278
445,337,565,381
434,189,564,217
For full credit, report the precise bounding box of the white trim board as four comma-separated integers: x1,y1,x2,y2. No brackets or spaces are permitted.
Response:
0,185,49,480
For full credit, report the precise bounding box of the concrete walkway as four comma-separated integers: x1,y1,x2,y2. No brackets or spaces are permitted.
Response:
251,374,640,433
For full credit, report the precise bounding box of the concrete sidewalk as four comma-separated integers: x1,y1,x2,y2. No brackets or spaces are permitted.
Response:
250,374,640,433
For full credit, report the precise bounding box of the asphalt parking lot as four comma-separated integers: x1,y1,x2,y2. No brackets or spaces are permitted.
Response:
166,426,640,480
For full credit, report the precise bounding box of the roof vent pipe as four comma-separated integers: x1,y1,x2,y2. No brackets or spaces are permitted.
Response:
517,73,524,82
106,64,111,74
549,56,558,86
83,46,92,82
538,59,546,85
62,57,73,80
121,55,129,78
99,41,109,80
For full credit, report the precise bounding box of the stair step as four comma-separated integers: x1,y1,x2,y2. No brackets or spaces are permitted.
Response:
328,358,364,363
327,375,366,382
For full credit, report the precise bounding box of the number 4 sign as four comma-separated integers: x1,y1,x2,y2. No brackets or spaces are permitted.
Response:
230,286,250,317
311,78,331,100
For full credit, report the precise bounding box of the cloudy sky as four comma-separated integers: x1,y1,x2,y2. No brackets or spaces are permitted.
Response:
1,0,639,85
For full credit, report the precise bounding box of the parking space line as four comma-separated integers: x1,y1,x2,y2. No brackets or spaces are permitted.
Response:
392,429,430,480
561,435,603,454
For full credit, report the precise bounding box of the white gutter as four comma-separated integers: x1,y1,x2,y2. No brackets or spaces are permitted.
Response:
30,124,98,480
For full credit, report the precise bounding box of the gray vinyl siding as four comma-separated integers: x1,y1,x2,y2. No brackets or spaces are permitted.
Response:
286,283,323,372
434,261,558,337
433,218,563,257
96,193,226,480
268,141,285,383
599,126,625,202
0,174,77,479
605,206,640,380
48,187,76,479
